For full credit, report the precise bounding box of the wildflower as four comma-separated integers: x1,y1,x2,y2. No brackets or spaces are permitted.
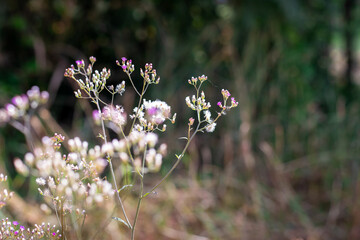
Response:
204,110,211,121
143,99,171,125
205,122,217,132
221,89,231,100
231,97,239,107
102,105,126,126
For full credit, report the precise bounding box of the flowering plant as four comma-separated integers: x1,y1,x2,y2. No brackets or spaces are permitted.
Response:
0,56,237,239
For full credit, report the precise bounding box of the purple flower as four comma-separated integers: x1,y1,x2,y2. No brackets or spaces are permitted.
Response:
121,65,127,70
14,231,18,235
121,57,127,62
52,232,56,236
76,59,85,68
13,221,18,226
20,226,25,231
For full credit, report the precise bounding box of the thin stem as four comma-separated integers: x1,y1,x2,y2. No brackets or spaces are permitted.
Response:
127,73,141,96
131,183,143,240
131,146,147,240
129,81,147,134
95,96,132,228
143,123,200,198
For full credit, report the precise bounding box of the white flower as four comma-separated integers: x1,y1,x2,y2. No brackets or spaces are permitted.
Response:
204,110,211,121
36,178,46,186
205,122,217,132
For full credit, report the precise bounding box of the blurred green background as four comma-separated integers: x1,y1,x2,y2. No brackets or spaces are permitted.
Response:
1,0,360,239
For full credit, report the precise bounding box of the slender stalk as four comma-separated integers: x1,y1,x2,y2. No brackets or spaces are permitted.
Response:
143,123,200,198
95,96,132,228
126,73,141,96
129,81,147,134
131,147,146,240
131,182,143,240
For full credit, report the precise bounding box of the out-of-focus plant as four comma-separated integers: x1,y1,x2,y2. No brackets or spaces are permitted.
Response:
0,56,237,239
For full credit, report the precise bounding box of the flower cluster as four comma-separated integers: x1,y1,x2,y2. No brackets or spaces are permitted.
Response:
0,174,13,209
126,131,167,173
0,218,61,240
185,91,211,111
116,57,135,74
15,135,115,216
101,105,127,127
0,55,239,239
140,63,160,84
131,100,176,132
0,86,48,125
217,89,239,110
185,75,238,133
64,57,111,98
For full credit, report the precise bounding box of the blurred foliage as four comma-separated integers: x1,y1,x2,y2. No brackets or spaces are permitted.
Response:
1,0,360,239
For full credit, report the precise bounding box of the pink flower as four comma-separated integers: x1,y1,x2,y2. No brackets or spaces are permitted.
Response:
102,105,126,126
143,100,171,125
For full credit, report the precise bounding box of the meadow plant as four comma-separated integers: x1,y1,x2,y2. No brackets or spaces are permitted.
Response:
0,56,238,239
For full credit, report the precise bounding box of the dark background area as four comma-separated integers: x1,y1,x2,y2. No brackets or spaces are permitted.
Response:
1,0,360,239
